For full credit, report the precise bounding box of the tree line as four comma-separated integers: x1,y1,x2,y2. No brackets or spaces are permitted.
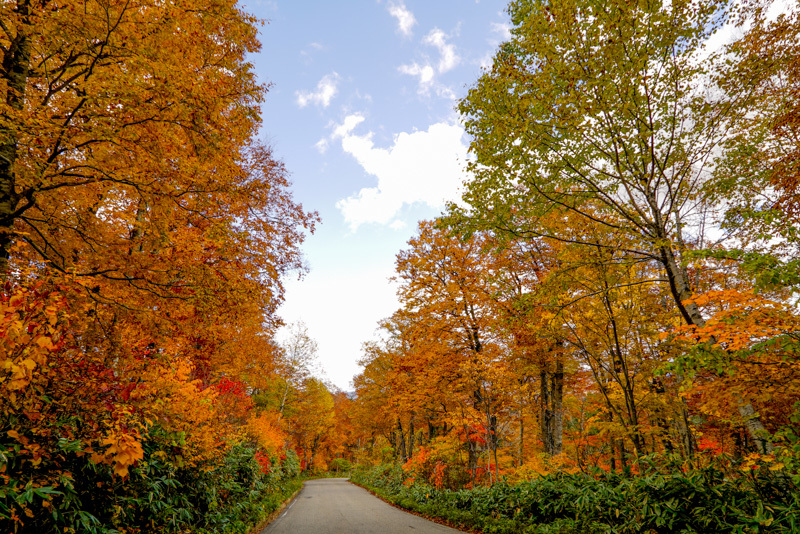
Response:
349,0,800,490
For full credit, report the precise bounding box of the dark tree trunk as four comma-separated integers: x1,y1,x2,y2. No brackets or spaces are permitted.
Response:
0,1,33,277
540,358,564,456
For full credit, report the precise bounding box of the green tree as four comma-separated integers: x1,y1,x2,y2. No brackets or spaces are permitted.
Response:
455,0,775,452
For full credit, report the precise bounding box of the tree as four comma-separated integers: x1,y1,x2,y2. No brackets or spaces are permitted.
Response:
289,378,334,472
274,321,320,420
0,2,319,529
0,0,317,315
455,0,775,450
0,0,318,423
392,220,520,483
1,0,246,270
492,232,569,459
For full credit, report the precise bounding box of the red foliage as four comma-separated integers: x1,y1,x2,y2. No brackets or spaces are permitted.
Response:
458,424,489,445
215,377,249,399
254,450,272,474
697,436,724,455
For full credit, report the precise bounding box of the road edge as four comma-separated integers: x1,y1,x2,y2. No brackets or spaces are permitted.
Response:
347,479,482,534
249,483,304,534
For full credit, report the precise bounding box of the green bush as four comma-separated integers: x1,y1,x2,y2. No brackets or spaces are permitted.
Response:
351,459,799,534
1,431,303,534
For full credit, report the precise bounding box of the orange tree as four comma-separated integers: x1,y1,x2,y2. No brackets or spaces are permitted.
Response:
0,0,317,531
354,220,525,485
287,378,335,472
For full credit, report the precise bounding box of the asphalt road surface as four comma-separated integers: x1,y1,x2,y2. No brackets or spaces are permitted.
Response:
260,478,466,534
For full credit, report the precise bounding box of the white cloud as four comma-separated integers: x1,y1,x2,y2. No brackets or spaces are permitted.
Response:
399,28,460,96
398,62,435,90
314,138,329,154
478,21,512,69
332,114,471,230
295,72,340,108
278,259,400,390
479,51,494,70
333,113,366,137
388,1,417,36
424,28,460,72
490,22,512,41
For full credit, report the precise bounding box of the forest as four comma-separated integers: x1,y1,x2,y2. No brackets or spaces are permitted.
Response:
1,0,799,532
348,0,800,531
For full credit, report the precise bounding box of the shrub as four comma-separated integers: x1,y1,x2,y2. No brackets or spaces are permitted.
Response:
351,459,799,534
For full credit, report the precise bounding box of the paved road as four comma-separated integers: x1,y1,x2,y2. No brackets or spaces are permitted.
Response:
260,478,465,534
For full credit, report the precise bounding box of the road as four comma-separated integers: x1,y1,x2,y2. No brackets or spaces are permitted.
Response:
260,478,466,534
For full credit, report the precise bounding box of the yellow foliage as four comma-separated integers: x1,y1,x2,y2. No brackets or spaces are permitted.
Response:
246,411,286,454
131,357,226,466
101,431,145,478
506,454,552,482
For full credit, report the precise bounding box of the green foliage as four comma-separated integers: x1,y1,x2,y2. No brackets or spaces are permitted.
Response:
687,247,800,292
0,435,302,533
351,459,799,533
281,449,302,480
328,457,352,474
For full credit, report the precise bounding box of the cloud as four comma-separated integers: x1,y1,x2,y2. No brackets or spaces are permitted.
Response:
479,51,494,70
295,72,340,108
398,62,435,90
278,255,401,390
299,42,326,64
314,138,329,154
332,114,470,230
424,28,460,72
333,114,366,138
399,28,460,96
387,1,417,36
490,22,512,41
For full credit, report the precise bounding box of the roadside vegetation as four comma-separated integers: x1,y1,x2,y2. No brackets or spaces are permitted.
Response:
352,459,797,533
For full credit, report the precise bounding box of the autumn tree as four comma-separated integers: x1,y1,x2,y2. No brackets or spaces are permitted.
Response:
288,378,335,472
272,321,320,420
0,1,318,530
455,0,780,450
0,0,317,329
354,312,438,464
488,233,568,459
391,220,526,483
0,0,317,394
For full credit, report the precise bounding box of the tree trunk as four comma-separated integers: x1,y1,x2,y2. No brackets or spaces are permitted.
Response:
407,414,416,460
396,419,408,463
738,402,774,454
467,437,479,486
540,358,563,456
307,435,320,472
518,410,524,468
277,381,290,421
658,241,772,453
0,2,33,277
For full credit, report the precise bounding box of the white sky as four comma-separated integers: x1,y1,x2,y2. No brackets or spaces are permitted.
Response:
244,1,511,389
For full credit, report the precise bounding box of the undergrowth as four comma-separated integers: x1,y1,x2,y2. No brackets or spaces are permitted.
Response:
351,457,799,534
